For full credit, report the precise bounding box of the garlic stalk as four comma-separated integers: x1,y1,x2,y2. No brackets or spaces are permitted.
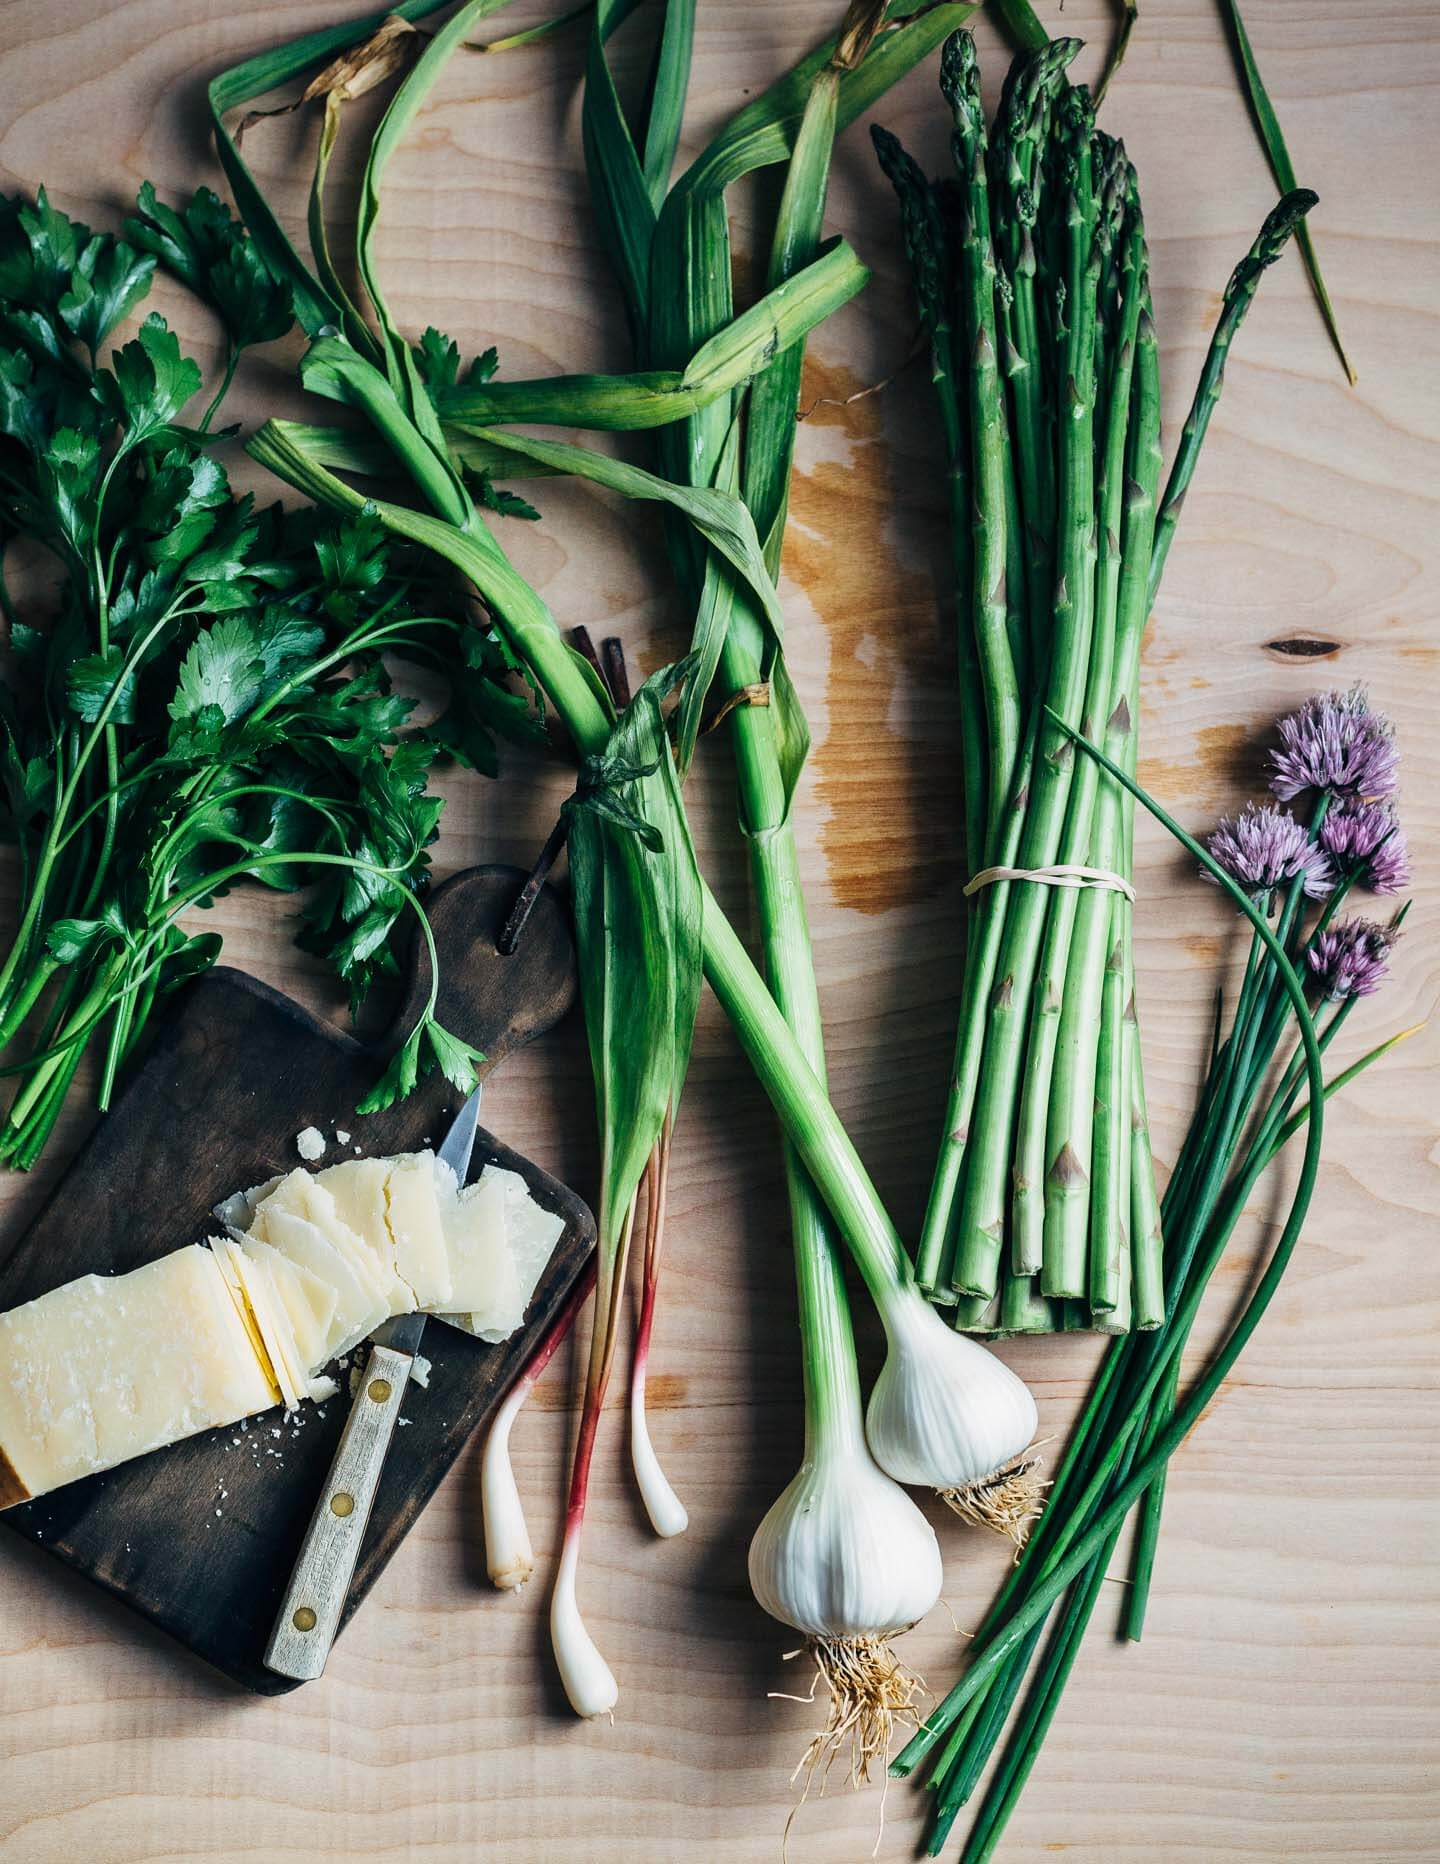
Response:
750,1161,942,1784
481,1258,597,1591
865,1292,1043,1543
705,906,1044,1536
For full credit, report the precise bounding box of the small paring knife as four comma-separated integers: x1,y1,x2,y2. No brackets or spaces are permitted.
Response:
255,1085,486,1682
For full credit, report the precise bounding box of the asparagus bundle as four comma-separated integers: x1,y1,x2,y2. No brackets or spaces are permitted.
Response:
876,35,1296,1335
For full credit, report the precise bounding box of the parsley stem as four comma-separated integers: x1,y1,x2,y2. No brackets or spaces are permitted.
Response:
247,610,455,725
0,846,436,1103
0,958,58,1051
0,601,192,1016
198,344,240,435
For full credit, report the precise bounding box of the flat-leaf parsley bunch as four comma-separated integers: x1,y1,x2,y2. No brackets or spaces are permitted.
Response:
0,186,543,1165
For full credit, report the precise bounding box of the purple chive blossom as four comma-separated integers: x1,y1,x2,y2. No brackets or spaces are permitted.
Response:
1269,686,1399,803
1306,918,1395,1001
1319,799,1411,896
1206,803,1335,904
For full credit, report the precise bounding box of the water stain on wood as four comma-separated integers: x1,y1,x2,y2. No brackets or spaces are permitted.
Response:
643,1373,688,1411
786,354,954,915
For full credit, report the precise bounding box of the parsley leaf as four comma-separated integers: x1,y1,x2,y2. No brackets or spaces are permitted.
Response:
67,646,138,725
125,184,292,354
0,185,530,1161
103,313,202,446
59,235,156,358
355,1016,483,1116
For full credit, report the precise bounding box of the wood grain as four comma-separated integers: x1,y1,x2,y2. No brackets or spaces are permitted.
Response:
0,1,1436,1859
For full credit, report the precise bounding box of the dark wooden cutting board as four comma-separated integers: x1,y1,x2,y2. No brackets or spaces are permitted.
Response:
0,865,594,1694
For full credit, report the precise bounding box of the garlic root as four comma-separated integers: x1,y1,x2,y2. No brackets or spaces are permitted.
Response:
940,1453,1049,1547
779,1635,928,1803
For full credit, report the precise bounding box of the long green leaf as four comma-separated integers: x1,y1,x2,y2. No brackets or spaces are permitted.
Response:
355,0,519,427
678,2,974,199
1218,0,1355,384
644,3,974,756
308,94,381,360
581,0,656,331
988,0,1049,52
673,421,742,774
299,336,472,532
208,0,458,342
640,0,697,207
257,413,783,642
439,236,869,432
468,0,594,52
472,428,785,633
281,422,559,481
568,660,702,1253
742,50,839,576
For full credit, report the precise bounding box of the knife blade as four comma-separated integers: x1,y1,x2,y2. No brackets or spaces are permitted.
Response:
262,1083,484,1680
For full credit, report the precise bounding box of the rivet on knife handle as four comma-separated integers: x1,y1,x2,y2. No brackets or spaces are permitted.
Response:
264,1342,412,1681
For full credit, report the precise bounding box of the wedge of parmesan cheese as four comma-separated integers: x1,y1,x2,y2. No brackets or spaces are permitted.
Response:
0,1247,275,1507
0,1147,571,1510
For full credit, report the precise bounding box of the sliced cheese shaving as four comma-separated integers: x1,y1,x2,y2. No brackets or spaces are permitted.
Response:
242,1239,337,1382
439,1174,517,1325
314,1157,410,1316
250,1168,403,1314
382,1151,455,1311
440,1165,565,1344
210,1241,284,1407
253,1205,390,1362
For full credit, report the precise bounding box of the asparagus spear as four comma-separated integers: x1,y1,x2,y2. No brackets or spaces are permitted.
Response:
1148,187,1318,603
1035,181,1152,1301
1011,147,1137,1289
1115,298,1166,1328
949,82,1102,1301
941,33,1020,863
872,127,984,879
908,39,1073,1293
990,40,1079,677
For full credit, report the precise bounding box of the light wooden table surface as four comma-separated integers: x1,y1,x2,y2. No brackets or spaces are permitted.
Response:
0,2,1435,1859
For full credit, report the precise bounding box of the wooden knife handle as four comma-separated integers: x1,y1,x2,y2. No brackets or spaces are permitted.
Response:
263,1343,414,1681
